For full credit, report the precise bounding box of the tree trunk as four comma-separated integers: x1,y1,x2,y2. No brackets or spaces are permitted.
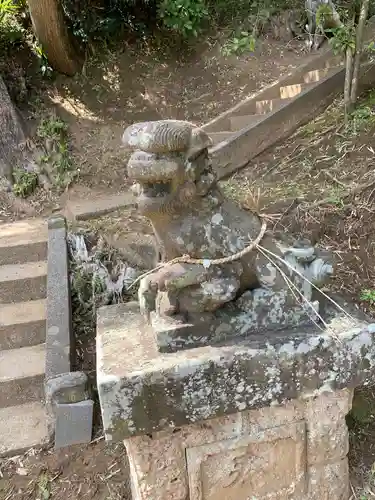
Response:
350,0,370,107
27,0,82,76
344,46,354,124
0,76,51,189
0,77,42,214
0,76,27,188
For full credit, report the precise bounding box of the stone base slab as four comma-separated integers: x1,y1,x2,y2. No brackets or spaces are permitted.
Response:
124,389,352,499
96,301,375,440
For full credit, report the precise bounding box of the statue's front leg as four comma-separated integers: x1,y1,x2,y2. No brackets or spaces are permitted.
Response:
138,262,216,319
139,261,243,320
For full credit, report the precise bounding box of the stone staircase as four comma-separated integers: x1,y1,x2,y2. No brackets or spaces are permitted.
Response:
203,17,375,180
0,219,49,456
205,53,344,147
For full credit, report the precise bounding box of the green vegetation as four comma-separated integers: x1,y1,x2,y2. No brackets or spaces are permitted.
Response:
37,472,51,500
0,0,373,79
158,0,209,38
36,115,76,189
221,31,256,56
12,168,38,197
360,288,375,305
0,0,25,50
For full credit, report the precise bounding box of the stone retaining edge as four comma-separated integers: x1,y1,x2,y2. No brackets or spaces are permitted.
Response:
45,214,93,449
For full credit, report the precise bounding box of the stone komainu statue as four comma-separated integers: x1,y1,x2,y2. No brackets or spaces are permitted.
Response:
123,120,334,334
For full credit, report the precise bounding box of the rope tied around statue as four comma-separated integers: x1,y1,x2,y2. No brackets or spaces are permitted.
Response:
127,218,268,291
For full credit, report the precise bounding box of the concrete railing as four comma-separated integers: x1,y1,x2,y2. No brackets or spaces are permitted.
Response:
44,214,94,449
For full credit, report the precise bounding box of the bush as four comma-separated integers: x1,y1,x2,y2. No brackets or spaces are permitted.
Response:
12,169,38,197
157,0,209,38
61,0,158,43
0,0,25,51
221,31,256,56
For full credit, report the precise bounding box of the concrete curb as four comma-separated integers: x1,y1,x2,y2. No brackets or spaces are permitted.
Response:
45,214,93,449
64,191,135,222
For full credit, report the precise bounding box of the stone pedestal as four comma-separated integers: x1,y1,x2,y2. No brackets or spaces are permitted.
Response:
96,302,375,500
125,390,351,500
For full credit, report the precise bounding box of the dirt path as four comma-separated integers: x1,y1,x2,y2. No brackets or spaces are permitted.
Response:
0,441,131,500
2,32,307,222
62,36,306,188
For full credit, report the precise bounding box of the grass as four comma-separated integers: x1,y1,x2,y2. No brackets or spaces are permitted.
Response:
9,113,76,199
68,228,140,395
37,472,51,500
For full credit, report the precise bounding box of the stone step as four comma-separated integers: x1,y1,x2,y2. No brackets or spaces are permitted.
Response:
322,54,345,70
279,82,310,99
255,97,294,115
0,402,49,457
303,67,331,84
230,114,265,132
302,63,344,84
0,343,45,408
65,191,135,221
209,131,234,145
0,260,47,303
0,299,46,350
0,219,47,266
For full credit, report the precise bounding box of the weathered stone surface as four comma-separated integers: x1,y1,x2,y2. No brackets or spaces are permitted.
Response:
45,371,89,410
187,421,306,499
122,120,212,156
0,218,47,266
97,301,375,440
124,389,351,500
104,232,159,270
304,389,352,465
96,119,372,500
46,215,72,379
54,400,94,449
308,459,349,499
123,120,334,349
46,215,94,450
0,402,49,457
64,191,135,221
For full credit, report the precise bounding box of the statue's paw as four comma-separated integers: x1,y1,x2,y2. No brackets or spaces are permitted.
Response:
284,240,316,263
307,257,334,285
138,276,158,318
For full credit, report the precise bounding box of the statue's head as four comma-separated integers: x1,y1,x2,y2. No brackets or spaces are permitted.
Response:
123,120,215,216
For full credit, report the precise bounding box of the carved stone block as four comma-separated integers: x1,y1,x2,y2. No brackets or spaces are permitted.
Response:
308,459,350,500
123,389,353,500
304,389,353,465
186,422,306,500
